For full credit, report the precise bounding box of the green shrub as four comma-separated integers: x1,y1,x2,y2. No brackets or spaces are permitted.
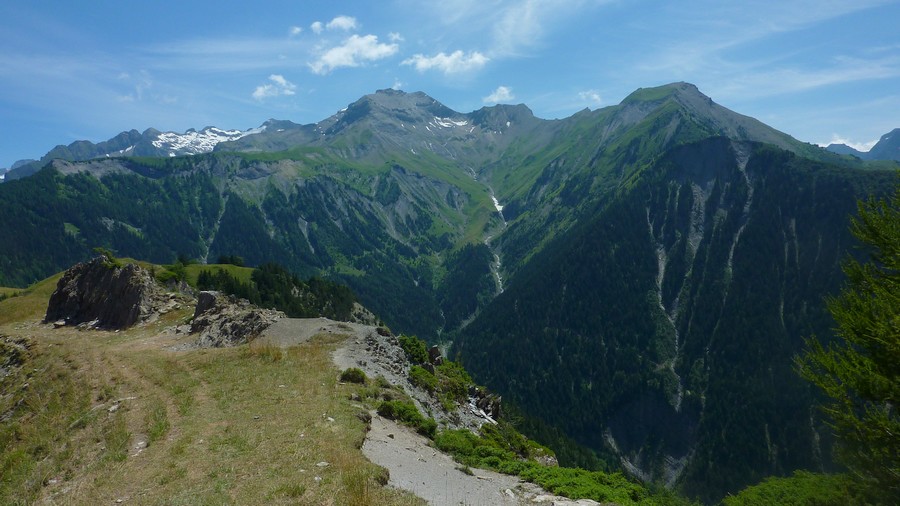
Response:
374,375,392,389
408,365,438,392
435,430,477,454
723,471,862,506
398,334,429,364
377,400,436,438
436,360,473,404
339,367,367,384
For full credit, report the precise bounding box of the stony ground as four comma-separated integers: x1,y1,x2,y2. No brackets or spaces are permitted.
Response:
259,316,604,505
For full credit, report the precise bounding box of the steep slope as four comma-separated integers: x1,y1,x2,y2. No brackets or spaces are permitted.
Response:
825,127,900,161
867,127,900,161
1,82,896,503
454,137,897,502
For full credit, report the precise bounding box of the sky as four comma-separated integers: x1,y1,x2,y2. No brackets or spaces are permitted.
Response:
2,0,899,168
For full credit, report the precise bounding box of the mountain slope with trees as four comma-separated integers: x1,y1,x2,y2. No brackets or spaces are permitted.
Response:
0,82,896,503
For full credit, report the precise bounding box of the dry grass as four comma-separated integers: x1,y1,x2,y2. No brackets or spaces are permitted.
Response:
0,290,423,505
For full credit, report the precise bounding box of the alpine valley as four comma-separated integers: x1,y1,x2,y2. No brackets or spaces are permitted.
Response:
1,82,897,503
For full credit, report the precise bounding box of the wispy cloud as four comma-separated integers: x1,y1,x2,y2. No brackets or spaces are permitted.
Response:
577,89,602,106
143,37,304,72
116,69,156,103
308,34,399,75
712,54,900,100
636,1,894,76
419,0,606,57
483,85,514,103
252,74,297,100
402,50,489,74
311,21,324,34
289,26,302,37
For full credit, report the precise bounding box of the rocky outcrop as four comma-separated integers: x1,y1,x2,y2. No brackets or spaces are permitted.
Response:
189,291,284,348
44,255,169,329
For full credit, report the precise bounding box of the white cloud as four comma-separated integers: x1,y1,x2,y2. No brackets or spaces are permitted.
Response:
311,21,323,34
391,78,404,90
327,15,358,31
402,50,489,74
819,134,878,152
578,89,602,106
388,32,404,43
252,74,297,100
289,26,302,36
483,86,514,103
424,0,604,57
308,34,399,75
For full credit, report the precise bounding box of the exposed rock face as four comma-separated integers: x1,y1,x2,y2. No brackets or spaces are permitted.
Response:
189,291,284,348
44,256,167,329
334,326,502,432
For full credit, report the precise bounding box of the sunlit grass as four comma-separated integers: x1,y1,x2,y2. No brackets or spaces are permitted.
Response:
0,306,422,505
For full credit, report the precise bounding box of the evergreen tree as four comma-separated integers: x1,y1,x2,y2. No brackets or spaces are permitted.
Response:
798,181,900,501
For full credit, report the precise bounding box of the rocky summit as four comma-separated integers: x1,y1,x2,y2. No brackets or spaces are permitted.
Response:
43,255,173,330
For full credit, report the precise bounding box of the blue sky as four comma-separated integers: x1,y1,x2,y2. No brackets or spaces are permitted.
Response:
2,0,899,168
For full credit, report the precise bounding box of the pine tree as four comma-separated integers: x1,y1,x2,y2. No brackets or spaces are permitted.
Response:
798,181,900,501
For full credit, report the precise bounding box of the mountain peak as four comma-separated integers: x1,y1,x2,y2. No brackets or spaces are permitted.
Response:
622,81,709,105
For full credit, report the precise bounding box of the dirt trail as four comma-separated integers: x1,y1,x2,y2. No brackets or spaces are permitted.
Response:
363,414,525,506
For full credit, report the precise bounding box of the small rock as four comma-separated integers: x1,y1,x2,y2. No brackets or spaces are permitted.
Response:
316,461,329,467
108,404,120,413
387,433,395,439
326,417,335,422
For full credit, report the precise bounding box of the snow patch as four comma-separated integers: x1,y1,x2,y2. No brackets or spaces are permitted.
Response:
151,126,263,156
431,116,469,128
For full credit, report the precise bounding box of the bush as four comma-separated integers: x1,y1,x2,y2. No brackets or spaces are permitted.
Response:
339,367,367,384
377,400,436,438
409,365,438,392
436,360,473,404
723,471,862,506
398,334,429,364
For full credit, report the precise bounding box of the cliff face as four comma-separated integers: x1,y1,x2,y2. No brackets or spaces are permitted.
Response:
44,255,167,329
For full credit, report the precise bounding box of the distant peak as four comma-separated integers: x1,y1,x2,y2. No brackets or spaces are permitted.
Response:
623,82,709,104
374,88,407,96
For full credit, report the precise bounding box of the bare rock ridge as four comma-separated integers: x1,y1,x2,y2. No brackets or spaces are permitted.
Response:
44,255,173,329
189,291,284,347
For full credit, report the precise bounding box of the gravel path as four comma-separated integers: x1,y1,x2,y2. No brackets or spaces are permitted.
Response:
363,413,526,506
258,317,602,506
256,317,373,348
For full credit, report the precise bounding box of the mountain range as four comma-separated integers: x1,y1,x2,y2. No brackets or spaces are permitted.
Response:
825,127,900,161
1,82,897,503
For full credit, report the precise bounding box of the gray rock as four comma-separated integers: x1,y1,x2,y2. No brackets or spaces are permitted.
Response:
189,291,284,348
44,255,169,330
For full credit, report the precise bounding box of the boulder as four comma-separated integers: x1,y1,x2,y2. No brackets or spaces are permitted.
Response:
189,291,284,347
44,255,167,330
428,345,443,365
